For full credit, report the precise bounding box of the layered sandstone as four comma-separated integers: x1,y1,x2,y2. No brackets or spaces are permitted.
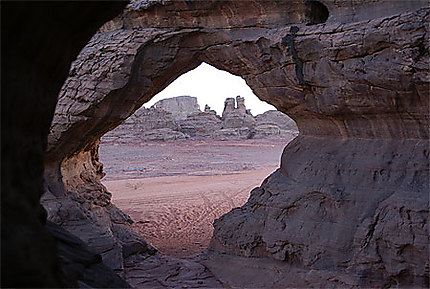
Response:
43,0,429,287
102,107,183,143
103,95,297,142
153,95,200,121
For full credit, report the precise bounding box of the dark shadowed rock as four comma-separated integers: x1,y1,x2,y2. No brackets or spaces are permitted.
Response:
45,221,131,288
2,2,126,287
41,141,157,272
124,253,222,288
211,137,429,287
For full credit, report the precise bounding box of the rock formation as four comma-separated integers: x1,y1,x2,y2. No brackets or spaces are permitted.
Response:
255,110,298,131
5,0,426,287
102,107,184,143
221,96,256,130
204,104,213,113
152,95,201,121
103,95,297,142
178,111,223,138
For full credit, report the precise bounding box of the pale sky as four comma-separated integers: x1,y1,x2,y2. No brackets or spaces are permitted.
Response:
144,62,276,115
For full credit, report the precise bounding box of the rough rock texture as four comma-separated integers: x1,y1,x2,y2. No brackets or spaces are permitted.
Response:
1,2,127,287
222,96,256,129
141,128,187,141
42,141,157,272
153,95,201,121
212,138,429,286
45,0,429,287
178,111,223,138
254,110,299,138
102,96,223,141
103,95,296,141
123,253,222,288
102,107,179,143
45,221,131,288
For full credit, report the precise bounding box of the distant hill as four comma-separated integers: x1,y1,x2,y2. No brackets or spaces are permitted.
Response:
102,96,298,142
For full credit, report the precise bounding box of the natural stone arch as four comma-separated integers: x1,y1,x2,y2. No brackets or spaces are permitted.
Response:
47,1,430,167
43,0,429,287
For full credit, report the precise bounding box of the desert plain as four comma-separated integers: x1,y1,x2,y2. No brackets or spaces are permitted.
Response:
100,138,292,257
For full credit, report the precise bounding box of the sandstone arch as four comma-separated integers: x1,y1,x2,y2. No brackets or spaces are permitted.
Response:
43,0,429,287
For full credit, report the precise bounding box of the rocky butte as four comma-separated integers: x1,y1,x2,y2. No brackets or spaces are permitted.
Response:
3,0,429,288
102,95,298,142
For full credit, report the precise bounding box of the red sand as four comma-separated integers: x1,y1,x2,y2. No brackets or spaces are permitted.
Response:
100,139,290,257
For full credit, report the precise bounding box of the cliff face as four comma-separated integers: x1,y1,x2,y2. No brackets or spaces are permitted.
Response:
44,0,429,287
153,96,201,121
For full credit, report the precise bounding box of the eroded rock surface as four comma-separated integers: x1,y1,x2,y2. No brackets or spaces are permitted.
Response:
153,95,201,121
124,253,222,288
103,95,297,142
178,111,223,138
102,107,181,143
44,0,429,287
104,95,297,142
211,137,429,286
42,141,157,273
45,221,131,288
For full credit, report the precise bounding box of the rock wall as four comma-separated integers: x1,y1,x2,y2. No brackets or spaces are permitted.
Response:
42,141,155,271
211,138,429,286
2,2,127,287
178,111,223,138
44,0,429,287
256,110,298,131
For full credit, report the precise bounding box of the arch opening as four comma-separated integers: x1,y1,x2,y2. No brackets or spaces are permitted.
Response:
99,63,298,257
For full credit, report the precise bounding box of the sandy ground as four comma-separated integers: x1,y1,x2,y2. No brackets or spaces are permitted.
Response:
100,138,292,257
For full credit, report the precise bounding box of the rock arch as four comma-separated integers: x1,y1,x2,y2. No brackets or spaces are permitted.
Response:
43,0,429,287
